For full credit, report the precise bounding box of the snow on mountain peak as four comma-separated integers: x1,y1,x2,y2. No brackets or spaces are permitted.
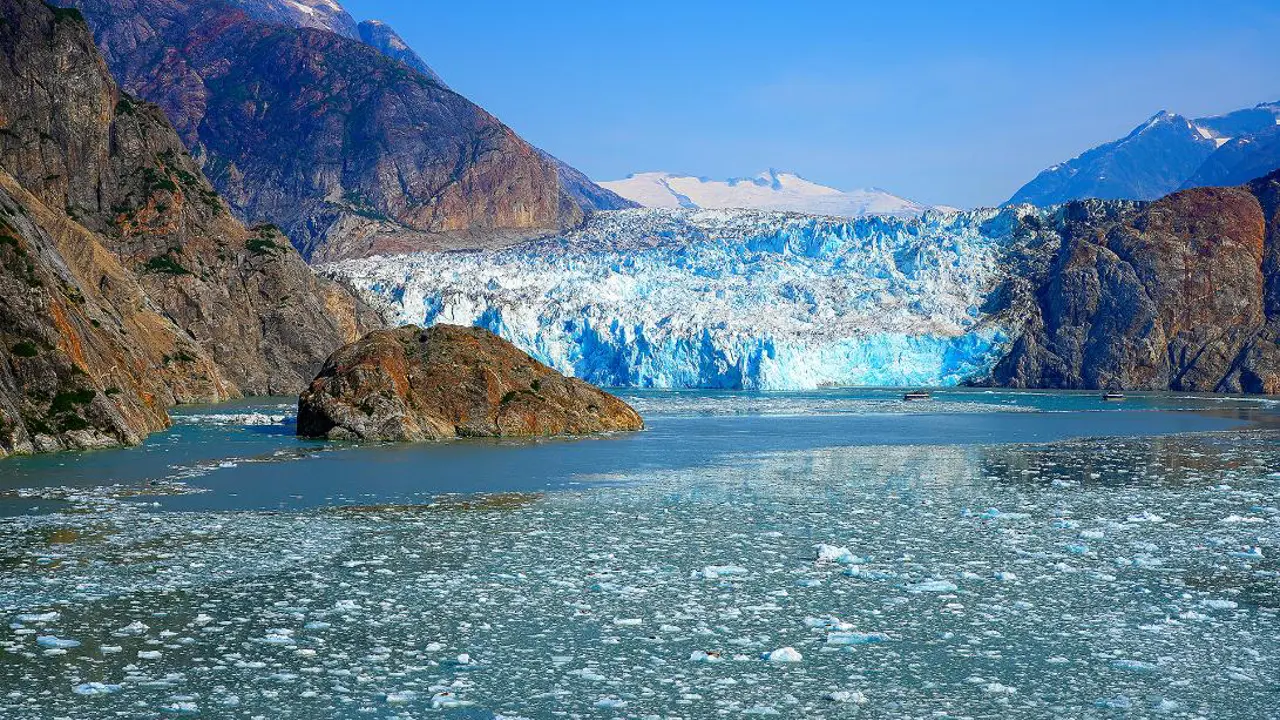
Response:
599,171,928,218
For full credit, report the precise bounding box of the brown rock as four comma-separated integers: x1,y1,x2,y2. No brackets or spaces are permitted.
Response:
57,0,635,262
993,177,1280,393
0,0,380,457
298,325,645,442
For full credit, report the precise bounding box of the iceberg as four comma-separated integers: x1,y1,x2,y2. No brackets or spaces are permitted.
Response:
325,207,1033,390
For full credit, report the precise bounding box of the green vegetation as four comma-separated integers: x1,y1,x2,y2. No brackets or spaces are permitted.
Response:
50,389,95,414
58,414,90,432
247,225,287,256
44,3,85,25
0,220,42,288
114,94,137,117
11,341,39,358
138,167,179,195
163,350,198,365
143,253,191,276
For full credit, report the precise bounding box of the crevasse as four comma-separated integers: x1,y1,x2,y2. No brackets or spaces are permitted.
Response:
323,208,1028,390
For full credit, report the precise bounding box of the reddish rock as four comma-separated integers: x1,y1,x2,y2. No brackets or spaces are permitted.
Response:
298,325,645,442
994,173,1280,393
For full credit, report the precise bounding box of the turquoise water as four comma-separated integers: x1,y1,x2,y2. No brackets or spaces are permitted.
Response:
0,390,1277,717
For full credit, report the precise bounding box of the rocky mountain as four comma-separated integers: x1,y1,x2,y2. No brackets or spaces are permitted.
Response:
329,170,1280,394
297,325,644,442
356,19,444,87
1010,103,1280,206
55,0,632,262
600,170,927,217
992,176,1280,393
0,0,377,457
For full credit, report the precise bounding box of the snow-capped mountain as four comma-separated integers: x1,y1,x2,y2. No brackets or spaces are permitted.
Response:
322,207,1017,390
599,170,929,218
1010,102,1280,206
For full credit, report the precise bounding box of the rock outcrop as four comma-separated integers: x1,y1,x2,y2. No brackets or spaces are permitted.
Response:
297,325,644,442
56,0,635,262
0,0,379,456
993,172,1280,393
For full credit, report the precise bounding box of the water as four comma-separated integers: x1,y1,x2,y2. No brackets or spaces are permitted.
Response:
0,390,1276,718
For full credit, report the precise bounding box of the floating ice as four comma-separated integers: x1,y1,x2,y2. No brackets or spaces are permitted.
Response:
15,612,58,623
763,647,803,663
906,580,958,593
73,682,121,696
696,565,749,579
826,631,889,646
825,690,868,704
35,636,80,649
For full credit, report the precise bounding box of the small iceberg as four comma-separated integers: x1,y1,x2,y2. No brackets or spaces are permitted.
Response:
36,636,81,649
73,682,121,696
763,647,803,663
907,580,958,593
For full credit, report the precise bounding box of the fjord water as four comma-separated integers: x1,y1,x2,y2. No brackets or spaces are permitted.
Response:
0,390,1276,718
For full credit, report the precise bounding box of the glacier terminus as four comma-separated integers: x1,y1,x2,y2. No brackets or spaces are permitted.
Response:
322,208,1041,390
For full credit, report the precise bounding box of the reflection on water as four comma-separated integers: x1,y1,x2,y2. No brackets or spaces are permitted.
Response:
0,391,1276,717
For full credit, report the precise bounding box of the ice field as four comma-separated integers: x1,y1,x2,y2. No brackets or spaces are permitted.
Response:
0,391,1277,718
324,208,1028,390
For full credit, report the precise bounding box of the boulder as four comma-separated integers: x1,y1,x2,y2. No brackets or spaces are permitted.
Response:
297,325,644,441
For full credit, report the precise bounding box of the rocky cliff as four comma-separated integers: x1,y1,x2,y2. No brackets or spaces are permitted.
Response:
297,325,644,442
0,0,378,456
993,172,1280,393
56,0,634,262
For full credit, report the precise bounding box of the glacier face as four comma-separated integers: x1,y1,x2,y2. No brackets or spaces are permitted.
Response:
323,208,1030,390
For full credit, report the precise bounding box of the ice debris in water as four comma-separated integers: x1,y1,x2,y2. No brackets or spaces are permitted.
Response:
906,580,958,593
35,636,80,649
764,647,803,663
1,423,1279,717
73,682,121,696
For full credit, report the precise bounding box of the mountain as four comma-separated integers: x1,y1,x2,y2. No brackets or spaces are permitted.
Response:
600,170,928,217
0,0,377,456
327,169,1280,394
55,0,633,262
356,19,445,87
1010,103,1280,206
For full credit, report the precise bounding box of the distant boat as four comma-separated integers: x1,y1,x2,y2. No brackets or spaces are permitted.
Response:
903,391,932,401
1102,391,1126,402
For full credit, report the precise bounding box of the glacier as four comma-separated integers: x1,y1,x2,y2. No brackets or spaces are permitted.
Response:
322,208,1034,390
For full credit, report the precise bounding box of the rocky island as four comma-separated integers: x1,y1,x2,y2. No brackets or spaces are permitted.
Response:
297,325,644,442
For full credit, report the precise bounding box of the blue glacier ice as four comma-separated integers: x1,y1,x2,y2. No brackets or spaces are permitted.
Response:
324,207,1035,389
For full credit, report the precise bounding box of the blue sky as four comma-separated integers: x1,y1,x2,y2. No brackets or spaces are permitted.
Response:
342,0,1280,208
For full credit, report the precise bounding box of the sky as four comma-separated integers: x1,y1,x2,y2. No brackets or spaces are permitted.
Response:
342,0,1280,208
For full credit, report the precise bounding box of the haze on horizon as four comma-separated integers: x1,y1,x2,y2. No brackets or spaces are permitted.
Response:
343,0,1280,209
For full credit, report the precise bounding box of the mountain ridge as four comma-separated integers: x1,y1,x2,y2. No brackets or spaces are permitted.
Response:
600,169,927,217
55,0,633,262
1010,101,1280,206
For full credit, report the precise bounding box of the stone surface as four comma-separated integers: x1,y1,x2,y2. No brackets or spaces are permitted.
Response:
57,0,634,262
298,325,645,442
993,174,1280,393
0,0,379,456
